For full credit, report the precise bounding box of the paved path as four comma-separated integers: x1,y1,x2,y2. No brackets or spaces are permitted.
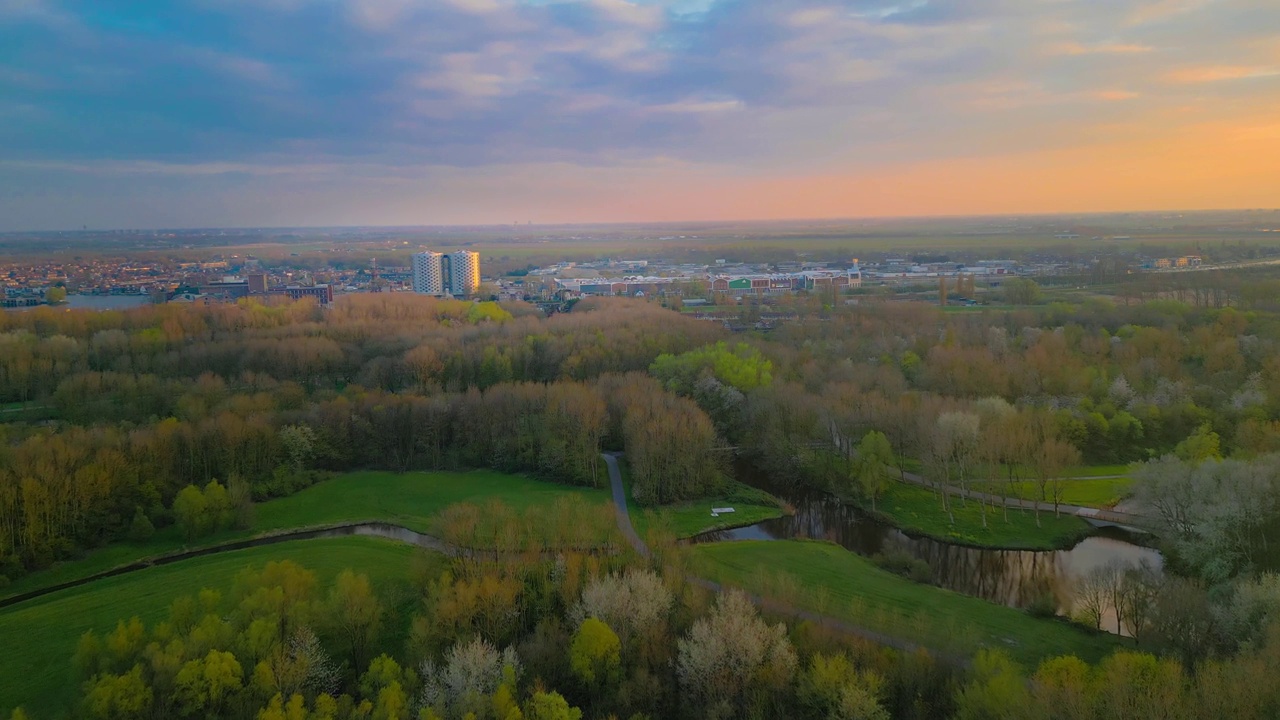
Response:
603,452,648,558
892,467,1152,532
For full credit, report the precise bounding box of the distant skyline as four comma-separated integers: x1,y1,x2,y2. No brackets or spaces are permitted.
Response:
2,0,1278,231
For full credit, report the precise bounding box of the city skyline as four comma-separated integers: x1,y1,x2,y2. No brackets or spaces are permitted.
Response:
2,0,1278,231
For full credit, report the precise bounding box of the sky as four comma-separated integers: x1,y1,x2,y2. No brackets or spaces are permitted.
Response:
1,0,1278,230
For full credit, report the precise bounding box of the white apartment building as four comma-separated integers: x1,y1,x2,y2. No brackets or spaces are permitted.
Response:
412,252,444,294
412,250,480,297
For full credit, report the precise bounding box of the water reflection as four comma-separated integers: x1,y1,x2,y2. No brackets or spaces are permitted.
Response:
696,489,1162,635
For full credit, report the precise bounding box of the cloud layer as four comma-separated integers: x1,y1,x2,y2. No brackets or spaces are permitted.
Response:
1,0,1278,229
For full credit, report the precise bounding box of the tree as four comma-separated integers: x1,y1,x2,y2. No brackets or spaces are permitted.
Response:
174,649,243,717
676,590,797,719
573,569,672,644
952,650,1029,720
569,617,621,689
419,638,522,719
1175,424,1221,463
1003,278,1042,305
83,665,153,720
1028,655,1092,720
329,569,382,669
523,691,583,720
127,507,154,542
46,286,67,304
797,653,889,720
173,484,208,541
278,424,317,472
203,479,231,532
1074,563,1120,631
854,431,894,512
1117,561,1163,645
929,412,980,526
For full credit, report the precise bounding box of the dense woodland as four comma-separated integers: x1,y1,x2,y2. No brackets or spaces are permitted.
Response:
5,279,1280,717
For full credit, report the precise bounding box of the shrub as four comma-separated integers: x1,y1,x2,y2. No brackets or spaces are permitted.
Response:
871,551,932,584
1025,593,1059,619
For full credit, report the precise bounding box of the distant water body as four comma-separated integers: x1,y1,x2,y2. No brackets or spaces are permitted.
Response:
3,294,154,312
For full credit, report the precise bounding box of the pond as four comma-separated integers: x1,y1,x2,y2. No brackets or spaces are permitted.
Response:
696,482,1162,635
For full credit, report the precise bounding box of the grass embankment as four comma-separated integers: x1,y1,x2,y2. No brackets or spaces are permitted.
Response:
617,458,786,539
0,536,446,718
691,540,1118,668
864,482,1093,550
3,469,610,602
974,477,1134,509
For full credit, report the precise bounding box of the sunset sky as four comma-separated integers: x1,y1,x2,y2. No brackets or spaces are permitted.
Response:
1,0,1278,230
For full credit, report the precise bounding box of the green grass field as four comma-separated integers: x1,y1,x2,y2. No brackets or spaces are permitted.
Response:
0,536,444,718
3,469,609,602
974,477,1134,509
618,458,785,539
633,502,785,540
690,540,1118,667
865,482,1092,550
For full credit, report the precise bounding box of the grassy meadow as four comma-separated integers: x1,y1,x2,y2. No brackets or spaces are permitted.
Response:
0,536,444,718
2,469,610,602
690,539,1118,668
864,482,1093,550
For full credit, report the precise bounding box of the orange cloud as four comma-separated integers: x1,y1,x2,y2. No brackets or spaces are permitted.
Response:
1166,65,1280,83
1047,42,1154,56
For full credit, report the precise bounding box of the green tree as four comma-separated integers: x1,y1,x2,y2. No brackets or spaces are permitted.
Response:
127,507,154,542
854,431,894,511
797,653,889,720
569,617,621,689
1003,278,1042,305
173,484,208,541
175,649,243,717
523,691,583,720
329,570,382,669
1175,424,1221,463
952,649,1030,720
203,479,231,532
83,665,153,720
46,285,67,303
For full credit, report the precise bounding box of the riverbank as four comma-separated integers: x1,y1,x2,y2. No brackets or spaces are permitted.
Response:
618,458,788,539
852,482,1095,550
0,535,444,718
689,539,1119,667
1,469,612,603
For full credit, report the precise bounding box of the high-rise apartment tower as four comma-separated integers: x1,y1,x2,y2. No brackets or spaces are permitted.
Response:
412,250,480,297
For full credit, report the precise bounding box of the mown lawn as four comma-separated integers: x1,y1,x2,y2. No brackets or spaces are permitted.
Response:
974,477,1134,509
618,457,785,539
0,536,446,718
690,539,1118,668
3,469,609,602
865,482,1092,550
633,501,785,540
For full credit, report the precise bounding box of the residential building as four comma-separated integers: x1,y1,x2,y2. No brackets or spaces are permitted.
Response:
413,250,481,297
448,251,481,296
412,252,444,294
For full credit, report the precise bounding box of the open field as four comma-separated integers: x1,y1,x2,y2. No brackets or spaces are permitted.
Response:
2,469,609,602
0,536,445,718
975,477,1134,509
862,482,1093,550
690,539,1118,667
